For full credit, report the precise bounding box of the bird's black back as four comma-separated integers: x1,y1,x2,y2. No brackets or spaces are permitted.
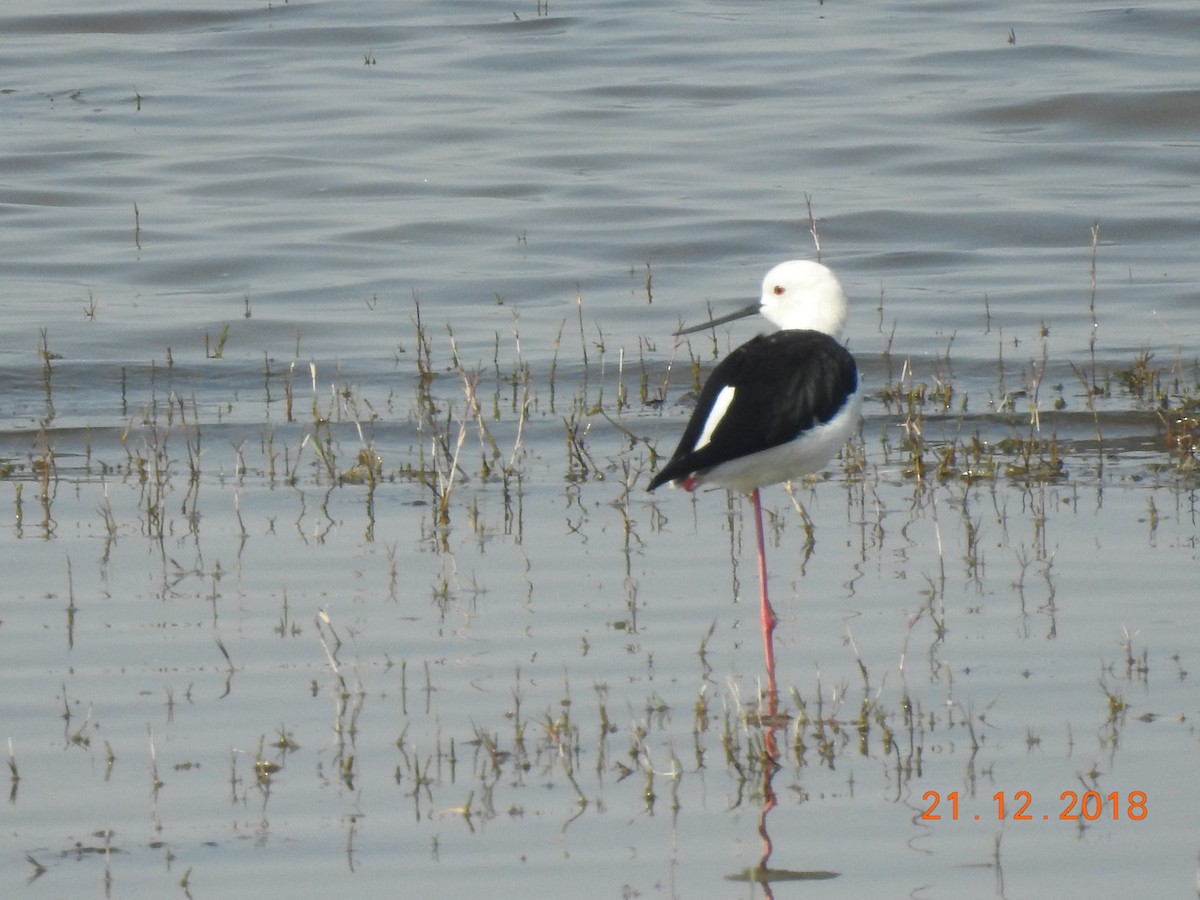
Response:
649,330,858,489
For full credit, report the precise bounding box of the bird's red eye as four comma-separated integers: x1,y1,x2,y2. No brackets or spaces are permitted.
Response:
772,285,785,295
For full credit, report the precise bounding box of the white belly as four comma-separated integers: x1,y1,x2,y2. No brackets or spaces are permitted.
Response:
694,387,862,493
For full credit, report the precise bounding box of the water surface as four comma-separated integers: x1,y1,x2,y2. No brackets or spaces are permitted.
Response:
2,2,1198,897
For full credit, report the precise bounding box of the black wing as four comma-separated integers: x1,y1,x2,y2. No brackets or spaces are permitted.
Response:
649,330,857,489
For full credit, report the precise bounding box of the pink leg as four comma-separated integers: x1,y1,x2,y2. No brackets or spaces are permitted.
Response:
751,488,778,704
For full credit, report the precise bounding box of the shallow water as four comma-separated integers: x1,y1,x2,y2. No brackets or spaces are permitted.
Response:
3,1,1199,897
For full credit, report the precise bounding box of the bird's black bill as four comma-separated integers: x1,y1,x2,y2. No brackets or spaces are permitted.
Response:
673,301,760,336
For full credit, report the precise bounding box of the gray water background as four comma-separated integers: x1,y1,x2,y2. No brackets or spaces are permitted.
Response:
2,2,1199,898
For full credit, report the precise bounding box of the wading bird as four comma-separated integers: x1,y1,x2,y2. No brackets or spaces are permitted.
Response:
648,260,861,699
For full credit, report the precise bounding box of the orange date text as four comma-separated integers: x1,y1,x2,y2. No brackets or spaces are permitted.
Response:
920,790,1147,822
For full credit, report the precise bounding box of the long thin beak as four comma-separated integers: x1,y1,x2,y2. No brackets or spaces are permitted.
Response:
673,301,760,336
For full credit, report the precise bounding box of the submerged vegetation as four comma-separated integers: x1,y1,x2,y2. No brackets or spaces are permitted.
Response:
4,251,1198,893
11,274,1196,543
11,311,1196,592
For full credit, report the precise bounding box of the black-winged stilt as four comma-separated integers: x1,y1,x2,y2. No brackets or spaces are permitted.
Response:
648,260,861,699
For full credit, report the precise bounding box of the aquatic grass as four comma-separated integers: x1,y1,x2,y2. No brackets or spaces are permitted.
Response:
448,331,505,480
39,616,1170,849
1160,407,1200,473
204,323,230,359
5,252,1197,893
6,291,1182,536
562,403,600,482
1114,349,1164,405
6,738,18,803
25,853,47,880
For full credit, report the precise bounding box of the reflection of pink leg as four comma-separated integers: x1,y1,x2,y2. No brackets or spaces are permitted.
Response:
754,489,783,891
751,488,778,704
757,779,778,884
757,715,782,888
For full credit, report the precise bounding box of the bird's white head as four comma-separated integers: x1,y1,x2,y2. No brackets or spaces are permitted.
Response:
758,260,848,338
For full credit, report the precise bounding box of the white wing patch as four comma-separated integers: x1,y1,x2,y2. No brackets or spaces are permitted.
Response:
693,385,736,452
